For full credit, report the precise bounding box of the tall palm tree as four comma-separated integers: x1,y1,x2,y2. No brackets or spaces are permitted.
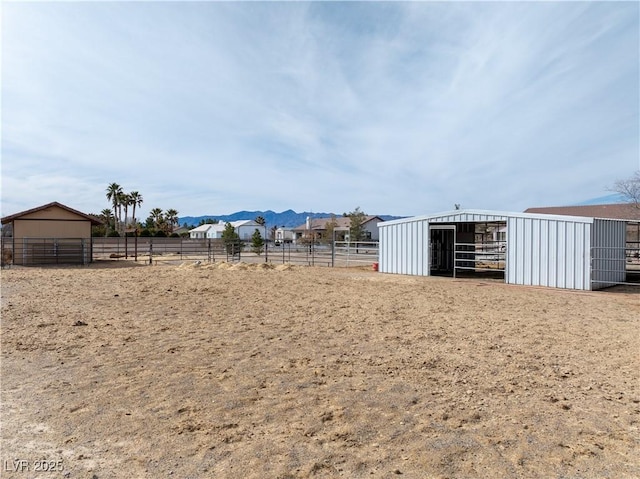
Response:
129,191,143,234
165,208,179,233
117,192,128,233
106,183,123,234
121,193,131,233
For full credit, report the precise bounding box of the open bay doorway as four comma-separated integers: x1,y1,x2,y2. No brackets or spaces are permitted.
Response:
429,225,456,276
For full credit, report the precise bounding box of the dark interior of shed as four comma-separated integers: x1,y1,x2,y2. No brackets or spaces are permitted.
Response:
429,221,507,280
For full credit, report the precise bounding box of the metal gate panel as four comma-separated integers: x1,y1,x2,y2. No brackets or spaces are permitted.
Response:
21,238,87,265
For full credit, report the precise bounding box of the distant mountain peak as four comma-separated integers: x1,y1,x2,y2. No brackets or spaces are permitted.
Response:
179,210,403,228
574,193,626,206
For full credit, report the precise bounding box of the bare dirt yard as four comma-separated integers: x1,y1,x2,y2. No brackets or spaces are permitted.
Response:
1,261,638,479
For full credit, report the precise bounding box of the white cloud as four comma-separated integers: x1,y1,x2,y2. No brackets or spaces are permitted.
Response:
2,1,638,219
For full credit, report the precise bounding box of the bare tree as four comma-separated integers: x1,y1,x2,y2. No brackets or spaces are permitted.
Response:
611,171,640,208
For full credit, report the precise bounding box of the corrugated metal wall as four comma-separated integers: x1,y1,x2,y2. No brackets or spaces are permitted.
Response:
379,213,508,275
379,211,629,291
505,217,592,290
591,219,627,290
379,218,428,276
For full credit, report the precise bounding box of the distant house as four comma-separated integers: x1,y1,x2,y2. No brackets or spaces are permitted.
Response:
1,201,102,265
233,220,264,240
189,224,221,239
291,215,384,243
189,220,263,240
274,227,295,244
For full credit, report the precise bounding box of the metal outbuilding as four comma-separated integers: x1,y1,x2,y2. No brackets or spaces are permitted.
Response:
378,209,630,291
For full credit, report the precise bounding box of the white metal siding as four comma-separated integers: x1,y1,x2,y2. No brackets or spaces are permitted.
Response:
505,217,591,290
591,219,626,290
428,212,508,223
379,218,428,276
379,209,627,291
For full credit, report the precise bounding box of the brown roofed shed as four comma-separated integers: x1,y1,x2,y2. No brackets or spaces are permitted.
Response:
1,202,102,265
524,203,640,221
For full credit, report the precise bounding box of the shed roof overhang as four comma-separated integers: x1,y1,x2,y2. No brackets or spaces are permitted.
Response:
378,209,638,227
377,209,605,227
1,201,103,225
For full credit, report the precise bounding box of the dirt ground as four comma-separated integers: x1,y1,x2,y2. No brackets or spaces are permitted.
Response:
1,261,638,479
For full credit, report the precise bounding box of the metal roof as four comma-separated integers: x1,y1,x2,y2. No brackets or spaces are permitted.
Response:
189,224,216,232
377,208,622,227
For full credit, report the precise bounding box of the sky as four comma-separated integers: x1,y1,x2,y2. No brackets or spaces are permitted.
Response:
2,1,639,220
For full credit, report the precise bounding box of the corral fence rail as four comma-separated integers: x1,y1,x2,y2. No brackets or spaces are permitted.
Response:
2,237,381,268
92,237,380,268
3,237,91,266
454,241,506,273
331,241,379,268
92,237,244,263
591,244,640,287
1,235,12,267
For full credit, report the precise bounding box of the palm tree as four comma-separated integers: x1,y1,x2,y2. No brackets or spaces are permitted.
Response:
165,208,179,233
100,209,114,236
106,183,123,233
156,217,170,236
149,208,164,231
121,193,131,233
117,192,129,233
129,191,143,234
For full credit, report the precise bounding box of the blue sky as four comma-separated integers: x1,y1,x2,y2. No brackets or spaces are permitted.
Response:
2,1,638,219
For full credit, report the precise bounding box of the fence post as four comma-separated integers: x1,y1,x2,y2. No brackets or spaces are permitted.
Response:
331,238,335,267
149,238,153,265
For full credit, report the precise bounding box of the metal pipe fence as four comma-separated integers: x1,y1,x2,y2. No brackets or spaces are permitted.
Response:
331,241,380,268
454,241,506,274
1,236,380,269
591,245,640,287
92,237,244,263
91,237,380,268
4,237,91,266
